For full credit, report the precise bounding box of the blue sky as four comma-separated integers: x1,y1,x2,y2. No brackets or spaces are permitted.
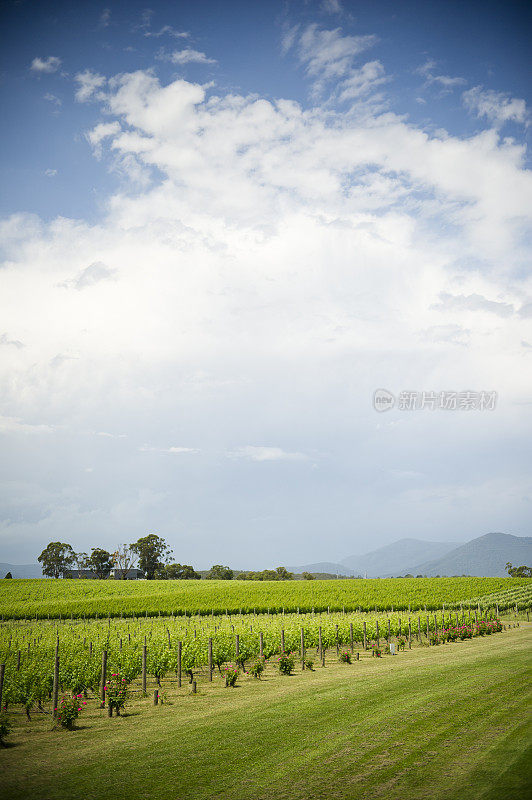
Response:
0,0,531,568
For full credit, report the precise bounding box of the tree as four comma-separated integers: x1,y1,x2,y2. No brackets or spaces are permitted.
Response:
37,542,75,578
74,552,89,573
505,562,532,578
206,565,233,580
165,563,200,580
275,566,293,580
131,534,172,580
4,572,12,579
301,571,314,580
112,544,137,579
87,548,114,579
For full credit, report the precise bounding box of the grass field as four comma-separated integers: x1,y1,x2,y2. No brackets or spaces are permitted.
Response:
1,576,531,618
1,622,530,800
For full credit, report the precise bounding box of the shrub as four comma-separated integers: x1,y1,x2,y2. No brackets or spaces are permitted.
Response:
105,673,129,715
339,650,351,664
249,656,266,679
0,713,12,746
277,652,295,675
304,657,314,670
372,645,382,658
223,664,239,687
397,637,406,651
55,694,86,730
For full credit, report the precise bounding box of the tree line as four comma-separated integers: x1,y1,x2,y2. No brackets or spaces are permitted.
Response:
35,536,300,580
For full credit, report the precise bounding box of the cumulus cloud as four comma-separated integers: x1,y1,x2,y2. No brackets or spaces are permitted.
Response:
44,168,57,177
463,86,528,125
30,56,61,73
0,334,24,349
1,64,531,563
145,25,189,39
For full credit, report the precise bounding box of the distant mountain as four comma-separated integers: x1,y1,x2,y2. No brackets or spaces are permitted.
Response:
0,563,43,579
409,532,532,577
341,538,459,577
287,562,354,577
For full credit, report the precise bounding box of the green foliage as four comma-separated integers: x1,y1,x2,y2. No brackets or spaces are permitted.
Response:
165,564,201,580
248,656,266,678
206,565,233,580
105,673,129,713
505,562,532,578
131,534,172,580
87,548,115,579
4,572,12,579
55,694,86,729
37,542,75,578
339,650,351,663
0,713,12,745
0,576,530,619
223,664,238,687
304,657,314,670
301,572,314,580
277,652,295,675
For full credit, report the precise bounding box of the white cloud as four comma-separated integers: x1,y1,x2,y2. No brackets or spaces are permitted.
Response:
415,59,466,92
44,168,57,177
62,262,116,290
431,292,515,318
30,56,61,73
1,66,531,562
43,92,62,107
463,86,527,125
166,48,216,66
0,416,54,434
336,60,388,102
74,70,106,102
99,8,111,28
228,446,309,462
139,445,200,454
321,0,343,13
145,25,189,39
0,334,24,349
293,25,377,95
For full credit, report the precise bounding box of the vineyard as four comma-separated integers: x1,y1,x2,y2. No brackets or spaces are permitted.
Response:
1,576,531,619
0,603,523,718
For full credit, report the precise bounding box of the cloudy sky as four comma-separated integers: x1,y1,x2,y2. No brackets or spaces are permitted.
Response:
0,0,531,569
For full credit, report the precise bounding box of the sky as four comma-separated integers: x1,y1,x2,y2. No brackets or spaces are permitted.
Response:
0,0,531,570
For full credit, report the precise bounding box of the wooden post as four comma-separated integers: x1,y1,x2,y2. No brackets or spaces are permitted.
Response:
16,650,21,670
177,641,182,688
153,690,159,705
259,631,264,658
142,644,147,694
376,620,380,649
387,619,391,640
335,625,339,655
417,617,421,640
100,650,107,707
363,621,367,650
281,629,285,652
192,680,197,694
0,663,5,711
318,626,322,658
208,638,213,681
235,634,239,663
356,652,359,661
408,620,412,648
301,628,305,669
349,623,354,653
52,639,59,718
426,616,430,638
167,629,171,648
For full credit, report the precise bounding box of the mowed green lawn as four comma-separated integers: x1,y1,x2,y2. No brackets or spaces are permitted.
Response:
1,625,531,800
